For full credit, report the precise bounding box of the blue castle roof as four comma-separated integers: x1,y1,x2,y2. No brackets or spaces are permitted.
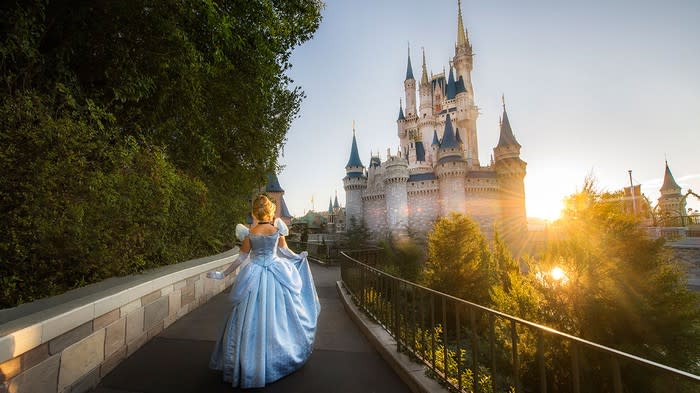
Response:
431,130,440,146
440,114,459,149
280,196,292,218
661,161,681,191
265,173,284,192
415,141,426,162
398,103,405,120
446,67,457,100
456,76,466,94
346,132,364,168
406,52,414,80
497,106,521,149
333,194,340,209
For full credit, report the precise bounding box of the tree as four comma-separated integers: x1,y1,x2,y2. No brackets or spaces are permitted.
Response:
343,216,371,250
0,0,323,307
491,176,700,392
423,213,493,305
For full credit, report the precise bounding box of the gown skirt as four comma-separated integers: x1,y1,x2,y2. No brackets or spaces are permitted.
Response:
209,232,320,388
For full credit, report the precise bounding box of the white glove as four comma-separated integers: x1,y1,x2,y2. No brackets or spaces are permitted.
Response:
207,251,248,280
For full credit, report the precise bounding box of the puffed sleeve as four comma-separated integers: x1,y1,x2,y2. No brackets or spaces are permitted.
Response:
274,218,289,236
235,223,249,241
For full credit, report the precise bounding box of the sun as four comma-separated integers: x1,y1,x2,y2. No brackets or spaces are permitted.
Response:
526,195,563,221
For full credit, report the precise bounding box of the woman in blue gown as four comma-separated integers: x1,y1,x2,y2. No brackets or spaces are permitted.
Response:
208,194,320,388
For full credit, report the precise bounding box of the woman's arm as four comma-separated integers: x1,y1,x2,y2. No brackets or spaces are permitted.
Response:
207,237,250,279
240,237,251,253
277,236,287,249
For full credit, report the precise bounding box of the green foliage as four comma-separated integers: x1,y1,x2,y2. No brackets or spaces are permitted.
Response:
343,216,372,250
378,237,424,282
0,0,322,307
490,176,700,391
423,213,494,305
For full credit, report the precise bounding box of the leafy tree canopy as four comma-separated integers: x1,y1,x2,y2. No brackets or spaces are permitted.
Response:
0,0,323,307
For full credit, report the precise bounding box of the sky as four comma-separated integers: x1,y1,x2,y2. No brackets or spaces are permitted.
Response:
278,0,699,220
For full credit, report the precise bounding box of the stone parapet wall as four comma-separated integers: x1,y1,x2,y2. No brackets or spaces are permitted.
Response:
0,249,240,393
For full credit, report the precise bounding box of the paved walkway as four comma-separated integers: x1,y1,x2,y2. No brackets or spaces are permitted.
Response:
91,263,410,393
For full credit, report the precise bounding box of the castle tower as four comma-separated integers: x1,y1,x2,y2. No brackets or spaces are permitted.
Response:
493,102,527,238
261,173,293,226
383,154,410,236
658,161,686,220
419,49,432,119
343,129,368,226
435,114,467,214
404,47,417,117
327,197,336,233
451,0,479,167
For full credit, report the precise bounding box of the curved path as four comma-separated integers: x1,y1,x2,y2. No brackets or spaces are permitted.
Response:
91,263,410,393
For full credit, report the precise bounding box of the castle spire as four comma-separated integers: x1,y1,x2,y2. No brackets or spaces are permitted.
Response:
398,99,405,120
421,48,429,85
446,65,457,99
661,160,681,192
405,44,415,81
457,0,469,48
440,114,459,149
497,95,521,148
346,125,364,168
334,191,340,209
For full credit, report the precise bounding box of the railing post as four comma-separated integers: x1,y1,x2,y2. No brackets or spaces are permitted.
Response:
538,331,547,393
511,320,520,393
456,303,462,391
471,308,479,393
571,343,580,393
489,314,497,391
443,297,448,380
612,357,622,393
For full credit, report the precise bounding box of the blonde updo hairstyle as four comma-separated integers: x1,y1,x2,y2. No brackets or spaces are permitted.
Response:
252,194,276,223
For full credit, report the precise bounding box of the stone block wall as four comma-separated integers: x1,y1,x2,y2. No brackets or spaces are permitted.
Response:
363,196,387,236
407,189,440,236
0,249,239,393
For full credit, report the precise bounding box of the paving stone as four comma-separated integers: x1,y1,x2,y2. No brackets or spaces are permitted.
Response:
144,297,168,330
181,285,195,306
147,321,164,341
160,285,174,297
186,276,199,286
194,280,204,299
20,342,49,373
99,348,126,379
58,330,105,392
68,366,99,393
119,299,141,318
124,309,144,344
168,291,181,317
173,280,186,290
0,357,19,383
126,333,147,358
7,354,60,393
49,322,93,355
93,309,120,331
140,290,161,306
104,318,126,358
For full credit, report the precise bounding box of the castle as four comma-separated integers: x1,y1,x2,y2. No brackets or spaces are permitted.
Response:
343,0,527,241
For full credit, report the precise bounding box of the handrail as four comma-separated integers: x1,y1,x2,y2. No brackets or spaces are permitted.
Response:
339,249,700,392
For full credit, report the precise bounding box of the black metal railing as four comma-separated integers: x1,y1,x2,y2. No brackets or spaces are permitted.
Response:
287,241,341,263
340,250,700,393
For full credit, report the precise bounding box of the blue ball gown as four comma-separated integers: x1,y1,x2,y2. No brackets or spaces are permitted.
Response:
209,221,320,388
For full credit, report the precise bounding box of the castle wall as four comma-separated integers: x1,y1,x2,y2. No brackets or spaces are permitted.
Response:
465,189,501,240
345,189,363,226
407,184,440,235
439,175,467,215
363,196,387,235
